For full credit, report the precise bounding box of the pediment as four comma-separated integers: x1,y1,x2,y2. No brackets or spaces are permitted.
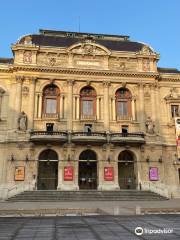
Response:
164,88,180,101
67,42,111,56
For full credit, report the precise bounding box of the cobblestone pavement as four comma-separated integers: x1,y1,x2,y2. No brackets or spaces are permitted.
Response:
0,215,180,240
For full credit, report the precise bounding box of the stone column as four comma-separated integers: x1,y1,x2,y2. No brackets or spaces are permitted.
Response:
97,97,100,120
28,77,36,130
103,82,110,132
38,93,42,118
76,96,80,120
112,98,116,121
0,89,5,120
60,95,63,119
15,76,23,129
34,93,39,119
67,80,74,131
73,96,76,120
150,84,156,125
138,83,145,131
155,83,160,133
132,97,136,121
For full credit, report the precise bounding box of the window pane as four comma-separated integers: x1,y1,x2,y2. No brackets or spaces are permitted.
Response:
46,99,57,113
117,102,128,116
171,105,179,117
82,100,93,116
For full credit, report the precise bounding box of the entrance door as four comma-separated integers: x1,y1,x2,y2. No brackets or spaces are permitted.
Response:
79,150,97,190
37,161,58,190
37,149,58,190
79,161,97,189
118,150,136,189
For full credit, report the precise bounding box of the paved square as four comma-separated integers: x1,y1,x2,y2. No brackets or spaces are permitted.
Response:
0,215,180,240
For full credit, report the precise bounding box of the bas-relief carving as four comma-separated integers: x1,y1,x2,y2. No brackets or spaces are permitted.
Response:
142,59,150,71
145,116,155,134
70,43,107,56
140,46,153,55
18,111,27,131
23,51,32,64
37,53,68,67
109,58,137,71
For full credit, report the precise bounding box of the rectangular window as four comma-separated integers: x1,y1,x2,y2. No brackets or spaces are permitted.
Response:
84,124,92,133
82,100,93,116
117,101,128,116
171,105,179,118
46,99,57,114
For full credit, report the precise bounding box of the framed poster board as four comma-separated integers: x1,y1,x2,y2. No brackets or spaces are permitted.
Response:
149,167,158,181
15,166,25,181
104,167,114,181
64,166,73,181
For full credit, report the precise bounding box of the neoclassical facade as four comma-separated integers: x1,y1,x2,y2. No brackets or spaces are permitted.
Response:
0,29,180,199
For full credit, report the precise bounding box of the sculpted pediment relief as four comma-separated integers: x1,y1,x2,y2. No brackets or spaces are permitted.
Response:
67,42,111,56
139,46,153,55
164,88,180,101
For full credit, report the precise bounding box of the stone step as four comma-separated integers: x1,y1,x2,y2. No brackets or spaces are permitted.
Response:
7,190,167,202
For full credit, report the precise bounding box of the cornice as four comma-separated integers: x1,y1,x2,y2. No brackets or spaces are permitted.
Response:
0,66,13,73
12,65,159,79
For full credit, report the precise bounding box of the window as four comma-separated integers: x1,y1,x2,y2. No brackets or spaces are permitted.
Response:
46,123,54,132
115,88,132,120
80,86,96,119
171,105,179,118
84,124,92,133
122,125,128,135
42,84,60,118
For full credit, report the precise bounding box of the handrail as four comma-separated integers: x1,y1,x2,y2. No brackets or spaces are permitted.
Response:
72,132,106,137
31,131,67,136
110,132,145,138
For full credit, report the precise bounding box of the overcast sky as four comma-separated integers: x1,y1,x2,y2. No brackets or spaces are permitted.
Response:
0,0,179,69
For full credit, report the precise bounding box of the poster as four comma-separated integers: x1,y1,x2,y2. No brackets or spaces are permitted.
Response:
149,167,158,181
64,166,73,181
175,118,180,159
15,166,25,181
104,167,114,181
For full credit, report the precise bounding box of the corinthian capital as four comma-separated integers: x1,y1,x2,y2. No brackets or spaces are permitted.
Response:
103,81,111,87
15,75,24,83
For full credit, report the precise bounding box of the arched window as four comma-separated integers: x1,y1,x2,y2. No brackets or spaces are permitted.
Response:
115,88,132,120
80,86,96,120
79,149,97,161
39,149,58,161
42,84,60,118
118,150,134,162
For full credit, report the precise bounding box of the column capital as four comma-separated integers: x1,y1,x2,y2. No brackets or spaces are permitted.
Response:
103,81,111,87
27,76,37,84
15,75,24,84
67,79,75,86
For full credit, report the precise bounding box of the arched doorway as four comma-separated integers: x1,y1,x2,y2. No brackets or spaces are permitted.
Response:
79,150,97,190
37,149,58,190
118,150,136,189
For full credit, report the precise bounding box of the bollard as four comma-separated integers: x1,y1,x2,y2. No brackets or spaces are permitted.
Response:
135,205,141,215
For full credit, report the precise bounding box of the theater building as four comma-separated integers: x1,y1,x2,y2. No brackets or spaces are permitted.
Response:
0,29,180,199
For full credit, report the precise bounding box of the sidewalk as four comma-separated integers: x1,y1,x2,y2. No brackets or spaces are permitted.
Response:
1,199,180,216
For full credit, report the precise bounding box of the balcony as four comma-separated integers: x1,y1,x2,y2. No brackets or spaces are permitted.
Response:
71,131,107,144
116,115,132,121
30,131,67,142
110,132,145,144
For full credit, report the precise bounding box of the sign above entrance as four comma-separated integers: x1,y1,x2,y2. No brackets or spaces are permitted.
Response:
15,166,25,181
104,167,114,181
149,167,158,181
64,166,73,181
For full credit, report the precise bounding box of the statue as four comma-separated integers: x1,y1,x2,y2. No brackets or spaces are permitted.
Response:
145,117,155,134
18,111,27,131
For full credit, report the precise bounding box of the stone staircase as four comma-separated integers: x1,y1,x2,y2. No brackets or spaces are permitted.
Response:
7,190,168,202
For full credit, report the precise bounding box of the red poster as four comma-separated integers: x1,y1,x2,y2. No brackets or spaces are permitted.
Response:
104,167,114,181
64,166,73,181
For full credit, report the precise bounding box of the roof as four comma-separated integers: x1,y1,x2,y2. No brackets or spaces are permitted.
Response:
18,29,146,52
0,58,13,64
158,67,180,74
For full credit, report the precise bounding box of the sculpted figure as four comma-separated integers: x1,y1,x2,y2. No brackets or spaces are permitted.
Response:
145,116,155,134
18,111,27,130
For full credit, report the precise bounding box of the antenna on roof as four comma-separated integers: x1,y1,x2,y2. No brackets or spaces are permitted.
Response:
78,16,81,32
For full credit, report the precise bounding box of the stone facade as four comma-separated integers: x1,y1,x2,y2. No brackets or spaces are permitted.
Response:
0,29,180,199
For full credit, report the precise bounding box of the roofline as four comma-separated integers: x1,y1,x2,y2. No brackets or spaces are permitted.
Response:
39,29,130,40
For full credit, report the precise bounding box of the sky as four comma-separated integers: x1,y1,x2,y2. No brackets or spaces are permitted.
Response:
0,0,180,69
